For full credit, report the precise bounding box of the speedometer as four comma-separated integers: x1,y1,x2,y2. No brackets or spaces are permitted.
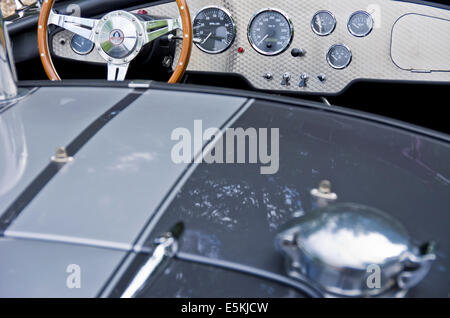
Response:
248,9,294,56
193,6,236,54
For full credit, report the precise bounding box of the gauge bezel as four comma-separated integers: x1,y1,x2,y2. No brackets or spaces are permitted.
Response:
326,44,352,70
311,10,336,36
70,33,94,55
347,10,374,37
247,8,294,56
193,6,237,54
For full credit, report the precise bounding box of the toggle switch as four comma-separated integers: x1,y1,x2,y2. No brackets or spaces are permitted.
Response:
299,73,309,88
291,48,306,57
281,72,291,86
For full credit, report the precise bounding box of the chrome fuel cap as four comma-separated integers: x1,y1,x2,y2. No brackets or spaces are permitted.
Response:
276,203,436,297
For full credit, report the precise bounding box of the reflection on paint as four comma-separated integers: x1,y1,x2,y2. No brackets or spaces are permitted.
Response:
0,112,27,197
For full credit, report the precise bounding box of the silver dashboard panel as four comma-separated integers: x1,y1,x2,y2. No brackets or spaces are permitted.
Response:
391,14,450,72
52,0,450,94
53,30,105,64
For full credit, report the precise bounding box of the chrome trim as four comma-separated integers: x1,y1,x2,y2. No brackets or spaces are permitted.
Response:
48,10,99,42
320,96,331,106
347,10,374,37
247,8,294,56
121,223,184,298
310,180,337,207
326,44,352,70
4,230,133,252
0,7,18,101
311,10,336,36
144,17,182,43
128,81,151,89
107,63,130,81
50,147,74,164
193,6,237,55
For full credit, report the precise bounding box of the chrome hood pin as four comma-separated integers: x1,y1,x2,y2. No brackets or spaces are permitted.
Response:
276,183,436,298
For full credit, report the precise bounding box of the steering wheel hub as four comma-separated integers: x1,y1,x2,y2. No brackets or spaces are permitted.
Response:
95,11,145,64
109,30,125,46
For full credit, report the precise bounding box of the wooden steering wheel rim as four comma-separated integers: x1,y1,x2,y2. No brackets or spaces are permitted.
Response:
37,0,192,83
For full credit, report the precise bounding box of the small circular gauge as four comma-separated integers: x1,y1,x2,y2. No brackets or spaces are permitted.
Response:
70,34,94,55
327,44,352,69
311,11,336,36
248,8,294,56
348,11,374,37
193,6,236,54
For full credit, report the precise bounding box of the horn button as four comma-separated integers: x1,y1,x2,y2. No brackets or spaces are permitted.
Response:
95,11,145,63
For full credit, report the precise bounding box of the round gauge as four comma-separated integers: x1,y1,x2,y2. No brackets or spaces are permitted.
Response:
311,10,336,36
248,9,294,56
327,44,352,69
193,6,236,54
348,11,374,37
70,34,94,55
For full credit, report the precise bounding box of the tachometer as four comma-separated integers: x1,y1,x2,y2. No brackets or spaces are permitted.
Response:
248,9,294,56
193,6,236,54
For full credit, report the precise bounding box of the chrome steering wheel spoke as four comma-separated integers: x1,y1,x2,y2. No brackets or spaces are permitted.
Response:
48,10,99,41
142,17,183,44
107,63,130,81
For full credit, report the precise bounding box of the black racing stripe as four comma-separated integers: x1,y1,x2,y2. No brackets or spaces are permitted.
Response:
0,90,145,235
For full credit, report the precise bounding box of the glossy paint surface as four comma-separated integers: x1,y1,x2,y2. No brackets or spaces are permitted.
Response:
146,100,450,297
4,90,247,248
0,87,132,213
0,237,126,297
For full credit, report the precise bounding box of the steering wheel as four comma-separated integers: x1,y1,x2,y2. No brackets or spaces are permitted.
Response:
37,0,192,82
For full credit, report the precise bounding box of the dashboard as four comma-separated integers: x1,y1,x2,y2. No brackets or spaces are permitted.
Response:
51,0,450,94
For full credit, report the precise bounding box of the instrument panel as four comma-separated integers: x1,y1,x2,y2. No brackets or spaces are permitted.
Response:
193,6,236,54
247,9,294,56
52,0,450,94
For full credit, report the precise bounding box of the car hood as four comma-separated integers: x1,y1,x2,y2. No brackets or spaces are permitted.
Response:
0,86,248,249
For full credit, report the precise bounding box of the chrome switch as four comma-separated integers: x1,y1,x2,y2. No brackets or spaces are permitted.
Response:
281,72,291,86
299,73,309,88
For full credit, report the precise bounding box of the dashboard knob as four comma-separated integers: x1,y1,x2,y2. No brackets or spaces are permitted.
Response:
291,48,305,57
263,73,273,81
318,74,327,82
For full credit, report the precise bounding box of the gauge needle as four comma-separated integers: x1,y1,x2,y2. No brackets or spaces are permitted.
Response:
257,34,269,46
201,33,212,44
316,16,323,32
